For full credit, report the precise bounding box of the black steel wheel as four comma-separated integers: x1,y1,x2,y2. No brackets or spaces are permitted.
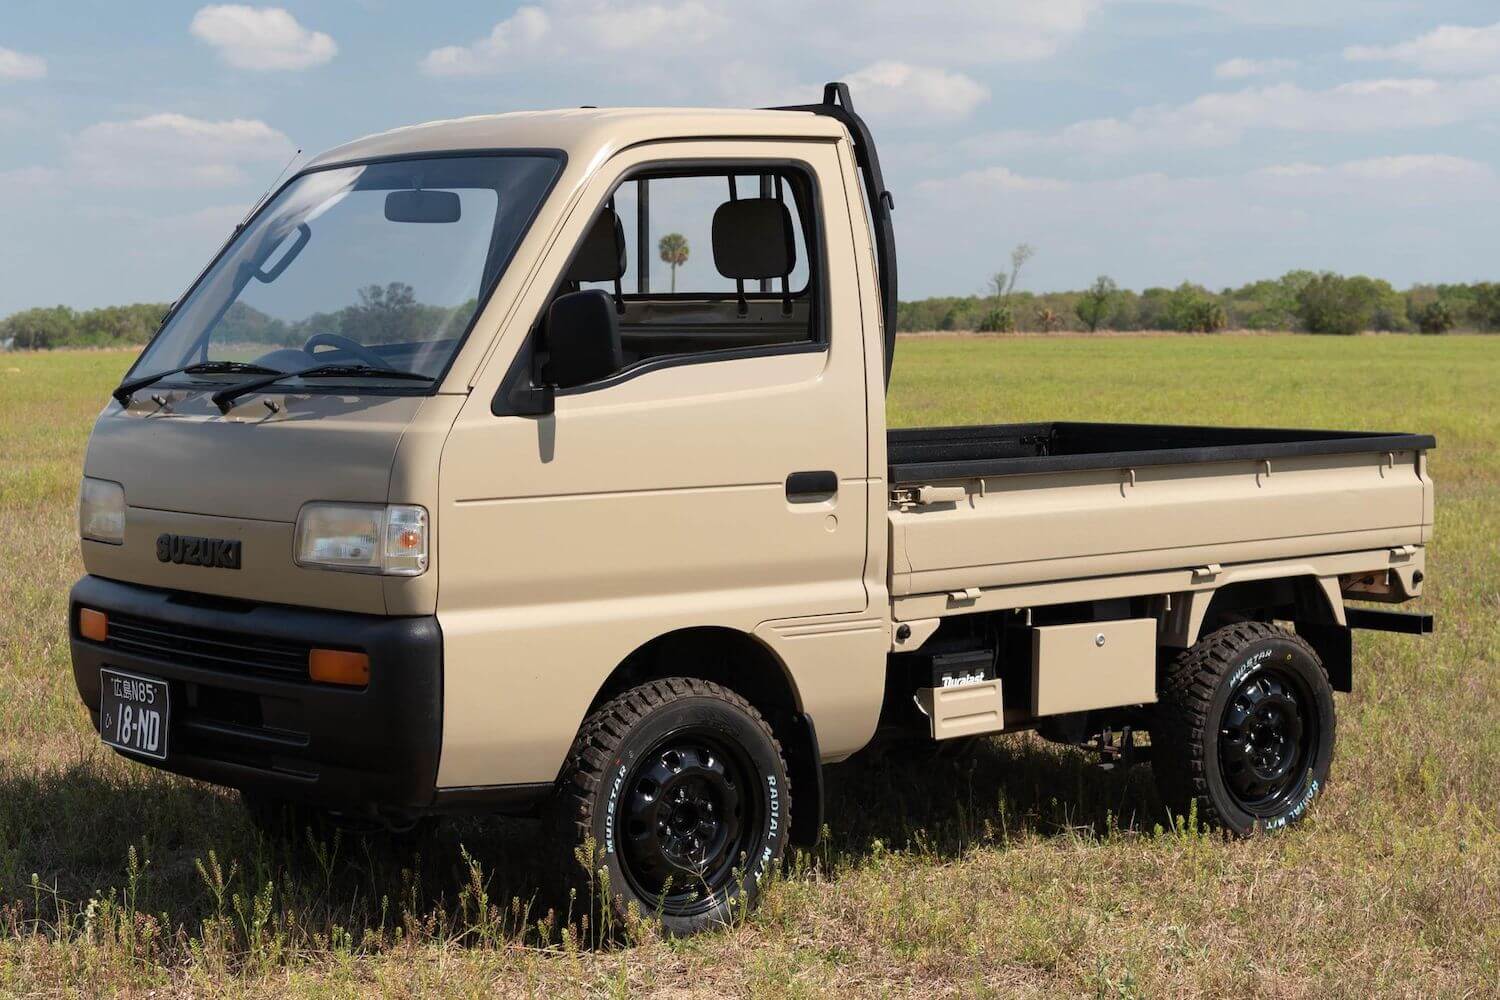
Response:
556,678,790,936
616,732,763,917
1153,622,1335,835
1217,664,1317,816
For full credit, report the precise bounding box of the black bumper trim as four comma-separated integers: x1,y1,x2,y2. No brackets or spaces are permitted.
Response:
70,575,443,818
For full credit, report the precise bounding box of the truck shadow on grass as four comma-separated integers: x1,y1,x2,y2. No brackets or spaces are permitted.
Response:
820,733,1168,862
0,735,1164,953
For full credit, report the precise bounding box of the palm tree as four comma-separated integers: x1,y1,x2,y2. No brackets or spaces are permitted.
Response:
658,233,689,293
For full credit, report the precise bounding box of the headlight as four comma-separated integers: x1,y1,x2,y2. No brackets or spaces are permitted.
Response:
79,477,125,545
294,503,428,576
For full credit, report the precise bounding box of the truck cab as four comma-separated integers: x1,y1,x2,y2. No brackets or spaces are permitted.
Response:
70,85,1434,935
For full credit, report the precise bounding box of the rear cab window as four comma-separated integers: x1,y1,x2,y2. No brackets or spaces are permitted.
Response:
524,163,825,394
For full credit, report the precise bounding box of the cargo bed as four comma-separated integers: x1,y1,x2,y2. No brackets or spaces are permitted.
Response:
887,422,1435,603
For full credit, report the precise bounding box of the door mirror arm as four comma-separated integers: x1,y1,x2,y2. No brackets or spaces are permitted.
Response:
511,381,555,416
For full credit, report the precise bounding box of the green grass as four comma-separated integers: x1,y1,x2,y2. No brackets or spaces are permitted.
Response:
0,336,1496,997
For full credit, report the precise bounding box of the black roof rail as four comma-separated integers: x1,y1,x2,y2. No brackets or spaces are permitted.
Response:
770,83,899,389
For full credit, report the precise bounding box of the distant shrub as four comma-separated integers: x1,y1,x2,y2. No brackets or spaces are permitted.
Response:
1164,283,1227,333
1472,282,1500,331
1075,275,1117,332
1,306,79,349
976,305,1015,333
1415,300,1457,335
1295,273,1385,335
0,302,169,350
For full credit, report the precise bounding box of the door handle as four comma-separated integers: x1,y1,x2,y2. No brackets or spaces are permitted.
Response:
786,470,838,502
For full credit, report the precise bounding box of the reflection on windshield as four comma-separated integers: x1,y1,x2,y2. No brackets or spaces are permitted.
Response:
127,154,561,387
215,282,476,352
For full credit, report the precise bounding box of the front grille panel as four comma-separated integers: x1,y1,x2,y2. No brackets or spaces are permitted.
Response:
106,612,309,682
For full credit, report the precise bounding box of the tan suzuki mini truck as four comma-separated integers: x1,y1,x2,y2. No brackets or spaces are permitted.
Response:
71,83,1435,934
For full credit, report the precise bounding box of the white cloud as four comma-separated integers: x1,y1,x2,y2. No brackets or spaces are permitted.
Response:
574,0,726,50
421,2,724,76
1256,154,1493,183
770,0,1097,65
841,62,989,122
190,5,336,71
0,46,47,80
1346,22,1500,76
919,166,1070,194
422,0,1095,80
1117,0,1415,29
68,113,295,188
421,6,552,76
1213,57,1296,80
968,75,1500,158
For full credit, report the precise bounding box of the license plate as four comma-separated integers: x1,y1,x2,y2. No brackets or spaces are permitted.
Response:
99,669,170,761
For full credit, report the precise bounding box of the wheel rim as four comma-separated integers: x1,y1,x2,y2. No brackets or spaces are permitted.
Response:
1217,664,1318,816
617,729,762,917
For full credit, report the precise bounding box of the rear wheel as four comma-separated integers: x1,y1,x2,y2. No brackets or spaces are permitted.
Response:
1152,622,1335,835
555,678,790,936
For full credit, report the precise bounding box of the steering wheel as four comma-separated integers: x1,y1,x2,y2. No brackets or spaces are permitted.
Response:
302,332,388,369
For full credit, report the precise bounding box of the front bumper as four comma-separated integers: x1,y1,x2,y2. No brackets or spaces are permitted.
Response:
70,575,442,820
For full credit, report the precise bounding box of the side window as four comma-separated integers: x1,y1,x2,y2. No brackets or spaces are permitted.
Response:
537,165,822,392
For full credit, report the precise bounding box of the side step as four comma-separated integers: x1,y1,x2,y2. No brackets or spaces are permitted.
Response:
914,680,1005,740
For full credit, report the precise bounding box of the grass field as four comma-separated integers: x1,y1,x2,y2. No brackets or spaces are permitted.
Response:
0,336,1496,998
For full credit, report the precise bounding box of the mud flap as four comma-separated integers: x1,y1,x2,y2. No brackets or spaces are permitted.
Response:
1297,622,1352,693
785,712,823,847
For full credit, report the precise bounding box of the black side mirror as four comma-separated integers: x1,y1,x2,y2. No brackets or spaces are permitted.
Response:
542,289,623,389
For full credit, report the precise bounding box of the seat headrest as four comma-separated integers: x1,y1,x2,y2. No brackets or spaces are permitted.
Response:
712,198,796,280
566,209,626,283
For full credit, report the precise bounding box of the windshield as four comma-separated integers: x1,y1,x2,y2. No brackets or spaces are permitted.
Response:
128,153,562,388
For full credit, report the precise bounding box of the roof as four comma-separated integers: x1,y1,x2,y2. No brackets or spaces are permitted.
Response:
304,107,848,170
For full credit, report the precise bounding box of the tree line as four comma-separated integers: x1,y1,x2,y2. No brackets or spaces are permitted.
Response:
4,273,1499,351
899,271,1500,335
0,284,473,351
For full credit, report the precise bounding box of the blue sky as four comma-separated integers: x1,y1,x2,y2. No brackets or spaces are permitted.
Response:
1,1,1498,314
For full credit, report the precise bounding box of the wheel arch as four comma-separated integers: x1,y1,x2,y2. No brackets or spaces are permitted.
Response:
1166,573,1345,647
1165,573,1351,691
584,625,823,845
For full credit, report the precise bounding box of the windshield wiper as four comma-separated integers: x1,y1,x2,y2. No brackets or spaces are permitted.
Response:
210,364,436,413
112,360,284,406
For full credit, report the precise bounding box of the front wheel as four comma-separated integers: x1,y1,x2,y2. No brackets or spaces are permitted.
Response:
554,678,790,936
1152,622,1335,835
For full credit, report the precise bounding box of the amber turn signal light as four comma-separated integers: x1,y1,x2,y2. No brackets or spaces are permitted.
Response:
308,648,370,687
79,608,108,643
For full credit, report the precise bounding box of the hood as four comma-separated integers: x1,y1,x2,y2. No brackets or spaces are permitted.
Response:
85,389,423,522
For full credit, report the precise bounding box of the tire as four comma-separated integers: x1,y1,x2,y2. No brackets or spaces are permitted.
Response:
1152,622,1335,836
555,678,791,937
